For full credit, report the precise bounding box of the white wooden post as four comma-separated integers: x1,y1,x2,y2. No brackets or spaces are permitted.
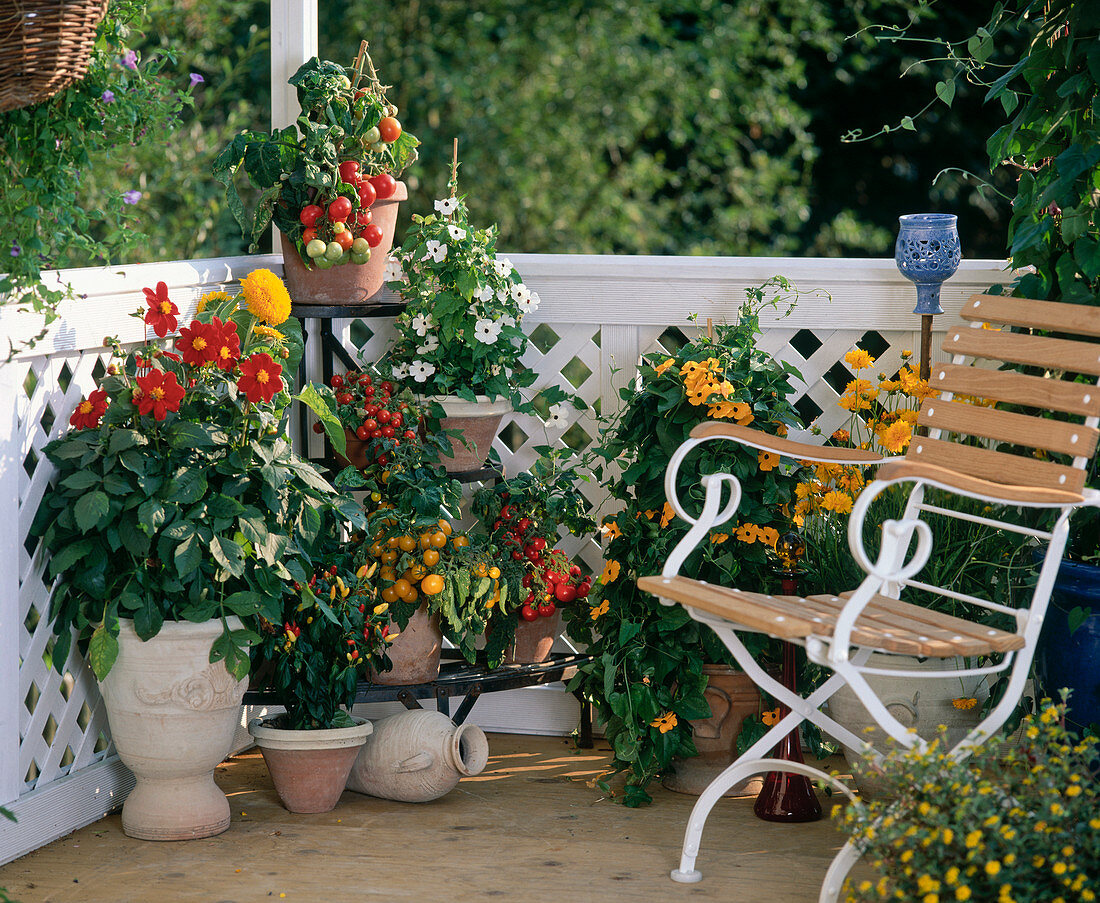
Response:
0,363,21,806
270,0,317,132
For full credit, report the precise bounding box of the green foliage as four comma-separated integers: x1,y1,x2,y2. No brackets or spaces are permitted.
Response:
382,170,536,403
841,701,1100,902
0,0,196,347
257,553,390,730
564,281,808,805
213,51,419,261
33,287,351,681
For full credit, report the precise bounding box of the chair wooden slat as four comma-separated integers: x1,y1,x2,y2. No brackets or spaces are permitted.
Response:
637,575,1024,658
907,435,1085,494
960,294,1100,338
945,327,1100,376
918,398,1099,458
875,459,1085,505
931,363,1100,417
689,422,883,464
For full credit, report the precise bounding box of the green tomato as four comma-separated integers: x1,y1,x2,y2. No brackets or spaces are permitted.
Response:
351,237,370,256
305,238,327,259
370,142,387,155
314,256,335,270
324,241,344,262
363,126,381,144
337,74,351,90
350,251,370,266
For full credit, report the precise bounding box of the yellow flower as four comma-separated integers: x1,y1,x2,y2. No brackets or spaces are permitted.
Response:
589,599,610,621
1052,862,1067,876
820,490,853,514
197,289,233,314
965,830,982,849
240,268,292,326
985,860,1001,876
955,887,971,901
651,712,678,733
945,867,959,885
901,348,913,358
952,697,978,710
710,532,730,545
601,560,621,584
844,348,875,370
654,357,676,376
253,324,286,343
659,502,676,527
757,449,779,471
643,509,658,520
877,420,912,454
838,378,879,411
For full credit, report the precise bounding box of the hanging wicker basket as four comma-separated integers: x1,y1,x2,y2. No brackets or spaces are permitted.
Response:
0,0,109,114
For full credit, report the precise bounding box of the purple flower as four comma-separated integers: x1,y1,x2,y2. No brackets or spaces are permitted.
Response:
121,49,138,70
101,90,115,103
189,73,204,87
122,190,142,205
10,242,20,258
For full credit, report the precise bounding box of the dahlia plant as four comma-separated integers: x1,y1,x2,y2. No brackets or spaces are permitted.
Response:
34,270,361,680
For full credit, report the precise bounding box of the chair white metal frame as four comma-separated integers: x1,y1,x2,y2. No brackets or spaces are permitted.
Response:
638,294,1100,901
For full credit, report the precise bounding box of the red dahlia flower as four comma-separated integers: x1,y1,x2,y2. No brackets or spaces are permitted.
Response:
69,389,109,430
142,282,179,338
177,319,216,367
208,317,241,371
237,352,283,403
134,370,186,421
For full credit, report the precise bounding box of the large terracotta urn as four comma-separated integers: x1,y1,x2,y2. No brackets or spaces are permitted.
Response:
424,395,511,473
368,603,443,685
98,618,248,840
280,181,407,306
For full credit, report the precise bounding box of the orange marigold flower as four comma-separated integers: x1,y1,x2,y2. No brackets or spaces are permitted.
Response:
69,388,108,430
659,502,676,527
237,352,284,403
820,490,853,514
758,449,779,471
142,281,179,338
952,697,978,711
877,420,912,454
601,560,621,584
844,348,875,371
651,712,678,733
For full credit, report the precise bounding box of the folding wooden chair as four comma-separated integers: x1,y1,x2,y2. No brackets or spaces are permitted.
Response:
637,294,1100,901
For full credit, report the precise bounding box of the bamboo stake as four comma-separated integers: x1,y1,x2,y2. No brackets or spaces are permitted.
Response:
706,317,714,341
451,138,459,197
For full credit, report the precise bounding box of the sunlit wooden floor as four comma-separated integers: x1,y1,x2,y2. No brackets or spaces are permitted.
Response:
1,734,851,902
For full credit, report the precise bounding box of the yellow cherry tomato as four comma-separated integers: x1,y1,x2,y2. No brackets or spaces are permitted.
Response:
401,584,419,604
381,550,398,565
475,563,488,578
419,532,434,550
451,535,469,549
430,531,447,549
397,535,418,553
381,585,400,603
422,548,440,567
380,566,397,583
393,578,412,597
438,519,453,536
369,541,385,558
405,563,427,581
421,574,445,595
489,566,501,579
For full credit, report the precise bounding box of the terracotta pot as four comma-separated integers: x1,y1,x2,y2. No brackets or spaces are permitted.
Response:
347,709,489,802
368,603,443,685
98,618,248,840
335,428,370,470
826,653,988,798
279,181,407,306
425,395,511,472
248,717,372,814
505,608,563,664
663,665,764,797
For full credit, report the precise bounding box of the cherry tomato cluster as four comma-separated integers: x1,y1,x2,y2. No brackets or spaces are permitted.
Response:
315,371,419,467
518,549,591,622
298,163,399,269
363,520,471,607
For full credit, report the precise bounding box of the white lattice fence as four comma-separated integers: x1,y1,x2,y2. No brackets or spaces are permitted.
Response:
0,252,1011,864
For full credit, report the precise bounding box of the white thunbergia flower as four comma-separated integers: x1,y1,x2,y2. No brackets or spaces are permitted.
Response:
500,314,516,327
383,258,404,283
546,403,568,426
495,289,509,303
410,360,437,382
493,257,512,277
410,313,435,337
490,364,502,376
509,282,530,303
417,335,440,354
392,362,410,380
517,291,540,313
474,285,494,303
434,197,459,216
424,240,448,263
447,225,467,242
474,318,503,345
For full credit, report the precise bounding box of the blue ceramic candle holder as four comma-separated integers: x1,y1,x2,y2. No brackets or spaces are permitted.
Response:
894,213,962,315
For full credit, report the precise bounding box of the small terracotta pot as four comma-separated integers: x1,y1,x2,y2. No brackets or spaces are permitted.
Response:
335,429,370,470
425,395,511,473
248,717,372,814
369,603,443,685
280,181,407,306
663,665,764,797
505,608,563,664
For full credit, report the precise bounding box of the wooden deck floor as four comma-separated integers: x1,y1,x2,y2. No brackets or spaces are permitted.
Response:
1,735,851,902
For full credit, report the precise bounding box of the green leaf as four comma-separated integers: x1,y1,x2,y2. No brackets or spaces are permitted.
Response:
222,591,263,617
61,470,101,491
74,491,110,531
47,538,94,578
167,421,218,449
211,535,245,577
165,469,207,505
137,498,167,535
899,116,915,131
934,79,955,107
133,600,164,640
1068,606,1089,636
108,429,147,455
174,534,202,578
88,626,119,681
294,384,346,456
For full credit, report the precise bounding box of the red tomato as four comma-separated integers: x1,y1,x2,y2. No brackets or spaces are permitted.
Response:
554,584,576,603
370,429,383,439
380,381,395,393
369,173,397,200
390,412,403,428
363,386,376,397
330,374,345,388
364,404,379,417
328,196,353,222
376,409,392,424
403,429,416,441
360,374,373,385
356,209,373,226
531,536,547,551
312,421,324,434
358,182,377,208
299,204,323,226
364,224,384,247
362,418,378,432
538,600,557,617
520,603,539,622
378,117,402,143
511,550,524,562
355,425,370,440
336,392,353,406
334,230,354,251
381,425,395,438
302,227,317,244
338,160,360,184
575,584,590,599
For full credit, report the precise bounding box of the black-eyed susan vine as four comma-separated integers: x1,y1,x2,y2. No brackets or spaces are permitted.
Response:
563,279,812,806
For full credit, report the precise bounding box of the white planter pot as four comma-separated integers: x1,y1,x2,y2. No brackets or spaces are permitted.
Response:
826,653,988,796
422,395,511,472
99,618,248,840
249,717,372,814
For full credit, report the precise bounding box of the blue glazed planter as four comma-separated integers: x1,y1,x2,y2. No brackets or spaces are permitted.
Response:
1035,557,1100,732
894,213,962,315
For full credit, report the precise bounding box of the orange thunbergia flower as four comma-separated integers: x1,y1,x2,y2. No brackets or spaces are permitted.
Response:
659,502,676,527
643,509,658,520
651,712,678,733
602,519,623,539
654,357,676,376
589,599,610,621
759,526,779,547
758,449,779,471
761,708,780,726
736,523,760,543
710,532,730,544
601,560,621,584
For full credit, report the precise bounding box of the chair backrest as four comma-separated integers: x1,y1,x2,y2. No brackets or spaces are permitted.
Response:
898,294,1100,497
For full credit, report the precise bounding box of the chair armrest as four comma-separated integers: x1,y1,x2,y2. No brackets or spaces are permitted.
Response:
689,422,885,466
